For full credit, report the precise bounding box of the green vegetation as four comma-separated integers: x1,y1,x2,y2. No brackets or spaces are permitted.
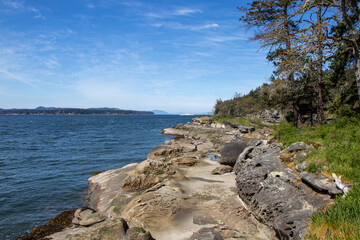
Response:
211,115,267,128
308,184,360,240
275,117,360,182
274,117,360,239
215,1,360,125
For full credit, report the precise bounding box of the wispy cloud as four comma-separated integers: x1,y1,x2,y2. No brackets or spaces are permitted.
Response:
2,0,23,9
87,3,94,9
0,68,37,87
2,0,44,18
151,21,219,31
174,8,202,16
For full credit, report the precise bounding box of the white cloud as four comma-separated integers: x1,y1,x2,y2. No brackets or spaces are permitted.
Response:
174,8,202,16
0,68,36,87
87,3,94,8
2,0,23,9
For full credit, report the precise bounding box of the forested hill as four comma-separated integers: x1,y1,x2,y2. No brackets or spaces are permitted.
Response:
215,0,360,126
0,107,154,115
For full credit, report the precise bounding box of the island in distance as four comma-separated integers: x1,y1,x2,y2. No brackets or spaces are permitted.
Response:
0,107,154,115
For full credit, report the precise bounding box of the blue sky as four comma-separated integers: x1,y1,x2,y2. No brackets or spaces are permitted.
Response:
0,0,273,113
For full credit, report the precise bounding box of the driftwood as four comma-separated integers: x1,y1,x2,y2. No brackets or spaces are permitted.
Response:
332,173,350,196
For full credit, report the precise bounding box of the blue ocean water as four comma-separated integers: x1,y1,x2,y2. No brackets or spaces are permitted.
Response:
0,115,194,239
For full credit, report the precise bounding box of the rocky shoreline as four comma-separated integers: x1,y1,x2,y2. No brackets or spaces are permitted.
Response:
20,117,345,240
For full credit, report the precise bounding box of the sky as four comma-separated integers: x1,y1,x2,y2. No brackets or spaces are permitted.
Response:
0,0,273,114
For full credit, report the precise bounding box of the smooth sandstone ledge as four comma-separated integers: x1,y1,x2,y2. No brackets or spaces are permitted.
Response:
46,119,339,240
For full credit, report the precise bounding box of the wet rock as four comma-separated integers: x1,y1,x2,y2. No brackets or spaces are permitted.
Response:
238,125,255,133
286,142,314,153
121,174,160,192
188,228,224,240
300,172,343,195
219,141,247,167
211,165,233,175
15,209,76,240
126,227,155,240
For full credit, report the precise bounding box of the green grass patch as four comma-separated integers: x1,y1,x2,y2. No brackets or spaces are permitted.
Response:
275,117,360,182
308,185,360,240
211,115,266,128
274,117,360,239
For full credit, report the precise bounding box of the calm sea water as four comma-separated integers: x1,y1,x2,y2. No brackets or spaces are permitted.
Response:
0,115,194,239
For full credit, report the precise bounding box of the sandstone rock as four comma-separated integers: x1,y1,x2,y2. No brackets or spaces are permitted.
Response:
72,207,107,227
121,174,160,192
188,228,224,240
147,145,182,161
135,160,172,175
126,227,155,240
286,142,314,153
174,157,199,166
219,141,247,167
79,212,107,227
162,128,185,137
300,172,343,195
121,184,187,229
193,213,216,225
211,165,233,175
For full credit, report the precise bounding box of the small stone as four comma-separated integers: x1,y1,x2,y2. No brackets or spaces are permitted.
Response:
286,142,314,153
295,161,309,172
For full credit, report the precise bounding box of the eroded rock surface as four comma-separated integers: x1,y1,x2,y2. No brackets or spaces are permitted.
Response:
44,117,340,240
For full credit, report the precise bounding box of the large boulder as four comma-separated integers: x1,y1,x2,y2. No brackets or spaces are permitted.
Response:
300,172,343,196
236,150,331,239
219,141,247,167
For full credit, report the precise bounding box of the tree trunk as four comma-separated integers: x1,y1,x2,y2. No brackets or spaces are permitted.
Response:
356,55,360,103
316,5,324,124
293,96,302,127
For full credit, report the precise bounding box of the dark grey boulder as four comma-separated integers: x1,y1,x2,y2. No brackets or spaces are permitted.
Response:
236,150,331,239
219,141,247,167
300,172,343,195
238,125,255,133
188,228,224,240
286,142,314,153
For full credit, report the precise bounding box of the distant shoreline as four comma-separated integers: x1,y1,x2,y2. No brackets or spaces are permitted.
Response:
0,108,154,115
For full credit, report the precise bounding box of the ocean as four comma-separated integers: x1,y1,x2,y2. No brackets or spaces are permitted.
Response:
0,115,194,239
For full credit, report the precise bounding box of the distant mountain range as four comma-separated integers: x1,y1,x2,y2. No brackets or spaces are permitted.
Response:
0,107,154,115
